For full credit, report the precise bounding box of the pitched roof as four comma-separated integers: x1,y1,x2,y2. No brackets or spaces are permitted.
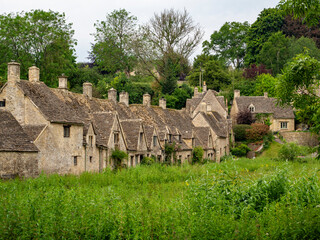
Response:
0,110,38,152
120,119,142,151
22,125,46,141
201,112,227,138
144,124,156,149
193,127,211,149
235,96,294,119
17,81,83,124
92,112,115,147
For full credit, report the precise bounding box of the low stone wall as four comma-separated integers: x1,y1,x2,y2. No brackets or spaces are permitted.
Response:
280,131,319,147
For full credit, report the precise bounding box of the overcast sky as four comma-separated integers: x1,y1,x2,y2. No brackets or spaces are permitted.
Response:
1,0,280,62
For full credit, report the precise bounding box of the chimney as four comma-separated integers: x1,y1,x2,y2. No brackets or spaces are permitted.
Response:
159,97,166,109
58,74,68,90
7,62,20,82
264,92,268,98
206,103,212,112
143,93,151,107
119,91,129,106
108,88,117,102
194,87,199,97
234,90,240,98
203,81,207,92
28,66,40,82
83,82,92,99
200,102,207,114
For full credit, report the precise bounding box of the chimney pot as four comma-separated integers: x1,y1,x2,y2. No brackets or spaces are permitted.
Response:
143,93,151,107
83,82,92,99
28,66,40,82
159,97,166,109
7,62,20,82
108,88,117,102
194,87,199,97
119,91,129,106
234,90,240,98
264,92,268,98
59,74,68,90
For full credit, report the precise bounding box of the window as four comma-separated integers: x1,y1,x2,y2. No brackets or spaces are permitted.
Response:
280,122,288,129
192,138,195,147
64,125,70,138
114,132,119,145
168,134,172,143
140,132,143,143
178,135,182,143
89,136,93,147
249,105,255,113
74,156,78,166
89,156,93,163
0,99,5,107
153,136,157,147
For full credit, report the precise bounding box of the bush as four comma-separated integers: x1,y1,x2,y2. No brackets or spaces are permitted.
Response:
141,157,155,165
192,146,204,164
233,124,252,141
245,123,269,141
278,142,315,161
236,108,254,125
111,149,128,169
231,144,251,157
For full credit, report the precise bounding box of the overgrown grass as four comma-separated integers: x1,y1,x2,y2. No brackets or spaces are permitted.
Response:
1,159,320,239
259,141,282,158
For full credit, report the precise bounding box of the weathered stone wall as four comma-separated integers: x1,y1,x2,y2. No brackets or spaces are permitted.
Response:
270,118,295,132
0,152,38,178
280,131,319,147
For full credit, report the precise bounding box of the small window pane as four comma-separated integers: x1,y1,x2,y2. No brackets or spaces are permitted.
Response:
64,126,70,138
74,156,78,166
0,99,5,107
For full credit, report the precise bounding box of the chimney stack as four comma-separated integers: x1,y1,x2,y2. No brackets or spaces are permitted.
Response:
108,88,117,102
234,90,240,98
264,92,268,98
159,97,166,109
58,74,68,90
119,91,129,106
200,102,207,114
28,66,40,82
194,87,199,97
83,82,92,99
203,81,207,92
143,93,151,107
7,62,20,82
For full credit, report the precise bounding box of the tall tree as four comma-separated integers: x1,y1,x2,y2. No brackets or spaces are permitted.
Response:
0,10,76,86
133,9,203,93
203,21,250,69
90,9,137,74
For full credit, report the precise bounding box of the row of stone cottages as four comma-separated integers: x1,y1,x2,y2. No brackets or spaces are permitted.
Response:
0,62,232,178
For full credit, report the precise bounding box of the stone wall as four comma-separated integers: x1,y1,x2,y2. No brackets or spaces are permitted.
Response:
0,152,38,178
280,131,319,147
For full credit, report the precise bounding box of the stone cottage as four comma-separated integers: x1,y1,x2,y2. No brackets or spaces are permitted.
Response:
230,90,295,131
0,62,231,178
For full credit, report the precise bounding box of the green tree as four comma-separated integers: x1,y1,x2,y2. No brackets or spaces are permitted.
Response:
90,9,137,74
0,10,76,86
245,8,284,65
203,21,250,69
254,74,278,97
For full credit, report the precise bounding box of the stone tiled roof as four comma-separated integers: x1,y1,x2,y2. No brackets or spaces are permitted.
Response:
193,127,210,149
216,96,226,109
144,124,155,149
0,110,38,152
201,112,227,138
92,112,115,147
22,125,46,141
120,119,142,151
235,96,294,119
17,81,83,124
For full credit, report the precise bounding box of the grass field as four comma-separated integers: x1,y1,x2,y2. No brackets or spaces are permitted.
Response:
1,157,320,239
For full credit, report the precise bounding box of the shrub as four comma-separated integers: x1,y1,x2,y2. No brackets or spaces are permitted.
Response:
245,123,269,141
192,146,204,164
278,142,315,161
141,157,155,165
233,124,251,141
111,149,128,169
231,144,251,157
236,108,254,125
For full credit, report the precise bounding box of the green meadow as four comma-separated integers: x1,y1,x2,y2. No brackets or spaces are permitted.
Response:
1,156,320,239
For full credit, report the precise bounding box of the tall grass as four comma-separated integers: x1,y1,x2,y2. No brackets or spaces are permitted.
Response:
1,160,320,239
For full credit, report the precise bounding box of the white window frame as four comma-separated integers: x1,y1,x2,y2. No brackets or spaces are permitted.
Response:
280,122,288,129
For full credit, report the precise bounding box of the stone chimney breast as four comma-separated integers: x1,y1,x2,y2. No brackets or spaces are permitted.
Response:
59,74,68,90
119,91,129,106
159,97,166,109
7,62,20,82
83,82,92,99
108,88,117,102
28,66,40,82
194,87,199,97
143,93,151,107
234,90,240,98
264,92,268,98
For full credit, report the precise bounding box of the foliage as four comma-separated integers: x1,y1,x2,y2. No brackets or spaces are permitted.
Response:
203,21,250,68
254,73,278,97
231,144,251,157
0,10,76,86
233,124,252,141
245,123,270,141
90,9,137,74
111,149,128,170
245,8,284,65
141,156,155,165
236,108,254,125
1,159,320,239
164,142,177,165
242,64,272,79
192,146,204,164
255,113,272,126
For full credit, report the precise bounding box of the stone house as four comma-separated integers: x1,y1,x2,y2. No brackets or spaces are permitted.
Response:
0,62,231,177
230,90,295,132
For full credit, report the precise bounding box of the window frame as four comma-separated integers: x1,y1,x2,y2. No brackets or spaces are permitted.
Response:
63,125,71,138
74,156,78,166
0,99,5,107
280,121,288,129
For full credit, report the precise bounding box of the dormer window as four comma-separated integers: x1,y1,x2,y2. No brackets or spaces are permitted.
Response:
64,125,70,138
168,134,172,143
140,132,143,143
178,135,182,143
114,132,119,145
89,136,93,147
248,104,255,113
0,99,5,107
153,136,157,147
